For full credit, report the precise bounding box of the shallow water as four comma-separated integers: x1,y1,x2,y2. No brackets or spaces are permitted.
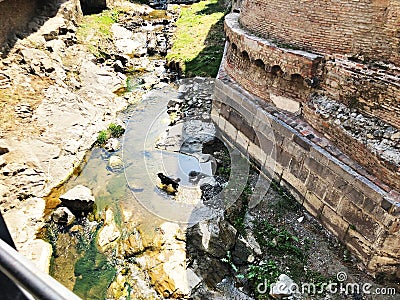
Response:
50,84,219,298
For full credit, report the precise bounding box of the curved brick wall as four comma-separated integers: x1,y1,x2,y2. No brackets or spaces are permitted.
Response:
239,0,400,65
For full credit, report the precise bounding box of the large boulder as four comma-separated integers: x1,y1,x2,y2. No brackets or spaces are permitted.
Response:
135,222,201,298
59,185,95,212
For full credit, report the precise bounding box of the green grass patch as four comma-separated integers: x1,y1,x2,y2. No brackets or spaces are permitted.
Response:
166,0,227,77
96,123,125,145
77,9,120,57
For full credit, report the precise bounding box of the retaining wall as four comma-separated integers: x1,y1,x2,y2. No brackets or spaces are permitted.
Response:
223,13,400,194
212,65,400,277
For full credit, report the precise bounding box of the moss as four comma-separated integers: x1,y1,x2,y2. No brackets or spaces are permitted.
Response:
73,227,117,300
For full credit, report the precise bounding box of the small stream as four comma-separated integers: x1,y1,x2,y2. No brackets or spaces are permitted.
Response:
47,79,228,299
41,3,235,299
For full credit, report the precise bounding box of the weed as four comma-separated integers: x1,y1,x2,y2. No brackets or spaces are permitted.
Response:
245,260,280,297
96,123,125,145
74,226,116,300
76,9,120,57
108,123,125,137
97,130,109,145
254,221,305,261
221,251,239,272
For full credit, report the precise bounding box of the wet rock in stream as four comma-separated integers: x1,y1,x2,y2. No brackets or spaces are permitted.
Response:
59,185,95,213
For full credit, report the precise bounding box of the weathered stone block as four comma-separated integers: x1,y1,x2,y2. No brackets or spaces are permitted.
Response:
223,118,238,142
282,169,307,197
380,232,400,257
344,229,373,266
228,109,243,130
303,191,324,218
236,131,249,153
305,173,327,199
293,135,311,151
281,179,305,205
367,254,400,274
338,197,381,242
321,205,349,240
323,188,343,210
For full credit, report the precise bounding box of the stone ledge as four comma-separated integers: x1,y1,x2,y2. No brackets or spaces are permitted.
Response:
224,13,322,79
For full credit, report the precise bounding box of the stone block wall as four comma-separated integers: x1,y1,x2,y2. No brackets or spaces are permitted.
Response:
239,0,400,65
304,105,400,192
212,67,400,276
223,13,400,194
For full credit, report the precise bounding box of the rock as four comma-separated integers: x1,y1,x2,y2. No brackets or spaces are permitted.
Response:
113,60,125,73
232,235,256,265
59,185,95,212
0,72,11,89
188,216,237,258
270,274,299,299
108,155,123,170
111,24,132,40
19,239,52,274
45,39,66,53
104,138,120,152
0,145,9,155
39,17,67,41
391,131,400,141
167,98,184,108
98,208,120,250
123,228,145,256
2,163,26,176
70,225,83,233
15,104,33,119
0,183,9,197
52,207,75,225
138,222,200,298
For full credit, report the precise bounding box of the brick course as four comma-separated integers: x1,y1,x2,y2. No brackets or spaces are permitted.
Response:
239,0,400,65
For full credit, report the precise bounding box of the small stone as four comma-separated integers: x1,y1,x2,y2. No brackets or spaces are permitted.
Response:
270,274,298,299
113,60,125,73
104,138,120,152
0,146,9,155
297,216,304,223
373,130,384,138
108,155,123,170
52,207,75,225
70,225,83,233
390,132,400,141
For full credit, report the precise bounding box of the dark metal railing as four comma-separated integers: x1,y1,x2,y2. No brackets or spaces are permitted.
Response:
0,211,81,300
0,238,82,300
